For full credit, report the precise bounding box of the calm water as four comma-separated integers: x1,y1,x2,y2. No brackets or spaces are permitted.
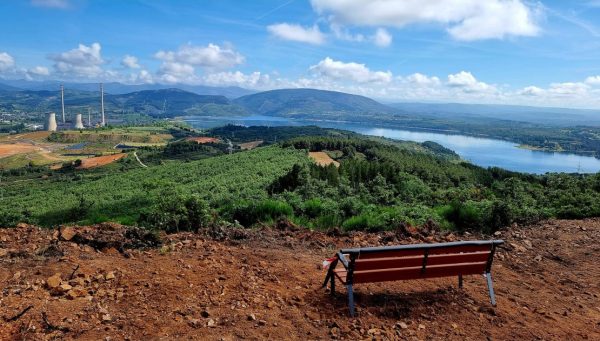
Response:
183,115,600,174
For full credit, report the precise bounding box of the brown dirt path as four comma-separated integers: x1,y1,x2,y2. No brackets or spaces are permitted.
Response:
0,219,598,340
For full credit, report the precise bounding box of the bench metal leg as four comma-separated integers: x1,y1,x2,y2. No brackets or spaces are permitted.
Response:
330,273,335,296
485,272,496,306
347,284,355,317
458,274,463,289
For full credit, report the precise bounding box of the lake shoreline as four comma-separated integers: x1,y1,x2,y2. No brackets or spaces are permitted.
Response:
182,115,600,174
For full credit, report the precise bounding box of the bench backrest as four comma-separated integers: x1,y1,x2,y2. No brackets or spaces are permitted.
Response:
339,240,503,284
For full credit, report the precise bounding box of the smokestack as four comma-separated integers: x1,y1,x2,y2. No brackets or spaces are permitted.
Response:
45,112,57,132
60,84,65,124
100,83,105,127
88,107,91,127
74,113,84,129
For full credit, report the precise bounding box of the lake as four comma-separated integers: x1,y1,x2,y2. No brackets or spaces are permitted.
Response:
183,115,600,174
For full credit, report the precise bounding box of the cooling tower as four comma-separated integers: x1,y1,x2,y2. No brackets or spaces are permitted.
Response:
45,112,57,132
74,113,84,129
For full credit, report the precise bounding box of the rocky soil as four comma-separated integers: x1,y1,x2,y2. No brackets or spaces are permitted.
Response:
1,219,599,340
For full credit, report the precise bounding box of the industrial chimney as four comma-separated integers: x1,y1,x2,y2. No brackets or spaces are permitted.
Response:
45,112,57,132
100,83,105,127
74,113,84,129
60,84,66,124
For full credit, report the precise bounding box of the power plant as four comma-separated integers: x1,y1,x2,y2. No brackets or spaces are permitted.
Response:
74,113,84,129
45,112,57,132
100,83,105,127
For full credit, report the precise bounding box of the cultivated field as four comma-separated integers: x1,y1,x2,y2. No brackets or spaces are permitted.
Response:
309,151,340,167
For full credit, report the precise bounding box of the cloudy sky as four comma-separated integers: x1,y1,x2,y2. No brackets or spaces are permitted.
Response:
2,0,600,108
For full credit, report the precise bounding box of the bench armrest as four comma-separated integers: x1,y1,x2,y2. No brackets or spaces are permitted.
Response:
337,252,349,269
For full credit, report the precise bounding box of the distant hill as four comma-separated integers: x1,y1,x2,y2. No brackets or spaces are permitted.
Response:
0,83,21,92
0,88,237,117
389,102,600,126
0,79,254,98
233,88,395,117
107,89,230,116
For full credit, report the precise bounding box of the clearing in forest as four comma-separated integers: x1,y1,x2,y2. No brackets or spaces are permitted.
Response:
186,137,220,144
77,153,127,169
309,151,340,167
238,140,263,150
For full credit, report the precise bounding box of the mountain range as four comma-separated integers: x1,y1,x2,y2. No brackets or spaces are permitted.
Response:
0,79,254,98
1,79,600,126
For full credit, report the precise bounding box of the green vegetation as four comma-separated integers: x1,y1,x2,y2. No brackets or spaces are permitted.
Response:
1,125,599,233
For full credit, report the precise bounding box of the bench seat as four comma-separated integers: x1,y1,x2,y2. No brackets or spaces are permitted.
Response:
323,240,504,316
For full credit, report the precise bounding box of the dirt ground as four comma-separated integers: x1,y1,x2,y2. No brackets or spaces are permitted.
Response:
187,137,220,144
0,144,42,158
76,153,127,169
238,141,263,150
309,152,340,167
0,219,599,340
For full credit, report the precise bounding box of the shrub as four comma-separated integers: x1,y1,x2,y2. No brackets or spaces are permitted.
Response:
231,199,293,227
140,193,211,233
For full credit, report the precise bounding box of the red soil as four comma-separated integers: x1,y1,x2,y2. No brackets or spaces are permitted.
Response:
0,219,598,340
77,153,127,169
187,137,220,144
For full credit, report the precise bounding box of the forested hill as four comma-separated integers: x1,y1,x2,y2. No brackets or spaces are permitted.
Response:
1,125,599,233
0,88,235,117
232,88,395,117
107,89,229,116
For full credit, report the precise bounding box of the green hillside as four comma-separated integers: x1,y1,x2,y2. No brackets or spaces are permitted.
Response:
2,126,599,232
233,88,395,117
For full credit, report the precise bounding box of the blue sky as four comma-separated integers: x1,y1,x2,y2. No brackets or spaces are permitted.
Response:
1,0,600,108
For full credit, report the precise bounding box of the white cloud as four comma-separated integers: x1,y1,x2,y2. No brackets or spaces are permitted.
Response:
267,23,326,45
0,52,15,71
309,57,392,83
155,43,244,69
121,55,140,69
154,43,244,84
373,28,392,47
330,23,365,42
310,0,541,41
129,69,154,84
403,73,441,86
330,24,392,47
447,71,494,92
27,66,50,76
584,75,600,85
518,86,544,96
548,82,589,95
49,42,105,77
202,71,272,88
31,0,69,8
157,62,196,84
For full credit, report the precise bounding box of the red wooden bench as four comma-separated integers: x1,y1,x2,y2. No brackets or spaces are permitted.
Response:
322,240,504,316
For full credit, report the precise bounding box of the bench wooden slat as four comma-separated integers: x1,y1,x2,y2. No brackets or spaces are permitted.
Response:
355,244,492,259
352,262,487,284
334,269,347,284
353,251,491,271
